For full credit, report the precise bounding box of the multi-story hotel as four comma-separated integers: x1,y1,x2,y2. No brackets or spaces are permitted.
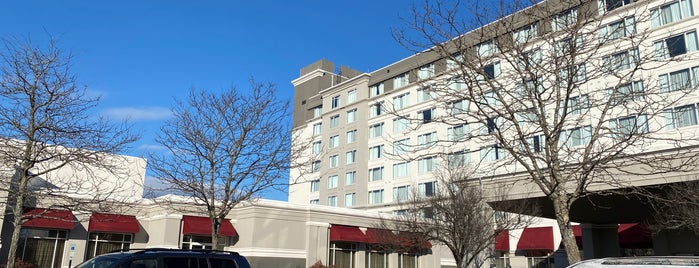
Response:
289,0,699,264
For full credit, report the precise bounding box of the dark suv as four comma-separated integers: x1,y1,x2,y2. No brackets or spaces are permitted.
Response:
75,248,251,268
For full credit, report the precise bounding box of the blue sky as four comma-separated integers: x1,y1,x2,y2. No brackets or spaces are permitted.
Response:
1,1,418,201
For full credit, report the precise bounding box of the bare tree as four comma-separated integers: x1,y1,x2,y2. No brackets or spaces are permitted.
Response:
381,162,533,268
391,0,699,263
653,181,699,233
0,38,139,268
149,82,299,248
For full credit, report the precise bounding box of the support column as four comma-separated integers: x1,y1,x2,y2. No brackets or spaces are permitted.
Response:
581,224,620,260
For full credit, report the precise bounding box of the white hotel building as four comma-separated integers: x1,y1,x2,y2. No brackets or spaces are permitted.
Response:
2,0,699,267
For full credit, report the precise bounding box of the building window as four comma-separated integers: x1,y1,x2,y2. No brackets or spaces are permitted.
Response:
370,102,384,117
369,167,384,181
346,150,357,164
525,134,546,153
477,41,497,57
312,160,321,173
447,53,463,70
393,162,410,178
418,63,435,80
600,0,631,12
393,185,412,202
346,129,357,144
311,179,320,192
399,253,419,268
182,234,225,250
310,199,320,205
610,114,649,137
665,104,699,129
393,138,411,154
513,24,538,44
370,83,385,97
345,171,356,185
332,95,341,109
480,144,507,162
651,0,694,27
607,81,644,104
480,117,502,134
394,72,410,89
329,242,357,268
366,250,389,268
417,132,437,149
599,17,636,42
517,49,542,71
551,8,578,31
329,155,339,168
345,193,356,207
448,124,469,141
482,62,502,80
418,181,438,197
329,135,339,148
328,196,338,207
311,180,320,192
448,76,467,92
418,156,437,174
560,126,593,147
448,150,470,167
330,115,340,128
347,109,357,123
18,228,67,268
348,89,357,103
313,106,323,118
328,175,339,189
393,93,410,110
393,117,410,133
370,123,384,138
418,108,435,124
559,64,587,87
369,189,384,204
603,48,639,73
417,87,434,102
654,31,699,60
312,141,322,154
369,145,384,160
561,95,590,115
659,66,699,92
312,123,322,136
555,36,584,57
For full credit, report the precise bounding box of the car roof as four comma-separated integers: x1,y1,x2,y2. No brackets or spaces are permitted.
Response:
570,256,699,268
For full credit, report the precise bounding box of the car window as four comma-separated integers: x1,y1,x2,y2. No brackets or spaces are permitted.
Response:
209,258,238,268
123,258,159,268
164,257,203,268
76,256,125,268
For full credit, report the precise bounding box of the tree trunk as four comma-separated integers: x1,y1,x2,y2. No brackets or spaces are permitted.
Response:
6,190,27,268
211,218,219,250
552,194,582,264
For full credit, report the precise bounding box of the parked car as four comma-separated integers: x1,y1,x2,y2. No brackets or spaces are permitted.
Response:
75,248,251,268
569,257,699,268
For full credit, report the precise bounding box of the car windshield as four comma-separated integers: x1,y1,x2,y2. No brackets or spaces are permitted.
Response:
75,255,125,268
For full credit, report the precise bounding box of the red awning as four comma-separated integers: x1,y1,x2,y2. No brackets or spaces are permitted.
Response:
495,230,510,251
22,208,75,230
618,223,652,248
89,213,140,233
366,228,398,244
182,215,237,237
396,232,432,249
517,227,554,251
329,225,368,243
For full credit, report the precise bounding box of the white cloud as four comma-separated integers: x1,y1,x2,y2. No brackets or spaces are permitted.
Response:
102,106,172,121
138,144,168,151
